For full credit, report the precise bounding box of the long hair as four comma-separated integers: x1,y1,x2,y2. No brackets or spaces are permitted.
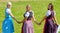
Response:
48,3,54,11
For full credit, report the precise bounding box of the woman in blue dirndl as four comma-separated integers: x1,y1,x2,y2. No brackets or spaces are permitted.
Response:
2,2,19,33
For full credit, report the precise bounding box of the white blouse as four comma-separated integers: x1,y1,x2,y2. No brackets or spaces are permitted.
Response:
6,8,12,14
25,12,30,18
25,11,34,18
46,10,56,17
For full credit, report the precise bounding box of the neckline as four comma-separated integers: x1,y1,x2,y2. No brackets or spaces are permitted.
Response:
26,10,32,12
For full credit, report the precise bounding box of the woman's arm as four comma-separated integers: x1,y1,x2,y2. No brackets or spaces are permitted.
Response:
53,16,58,24
39,10,51,25
9,13,28,24
32,15,37,24
17,17,28,24
17,12,30,24
9,12,19,22
53,11,58,25
39,16,47,25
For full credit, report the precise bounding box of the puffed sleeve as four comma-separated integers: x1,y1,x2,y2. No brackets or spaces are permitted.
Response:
25,12,30,18
6,9,12,14
46,10,51,17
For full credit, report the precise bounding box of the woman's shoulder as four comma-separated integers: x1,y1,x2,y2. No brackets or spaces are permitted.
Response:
47,10,51,12
5,8,11,13
46,10,51,14
6,8,11,12
30,10,34,14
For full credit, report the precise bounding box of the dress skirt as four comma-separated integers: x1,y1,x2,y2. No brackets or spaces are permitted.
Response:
21,20,34,33
2,18,14,33
43,19,58,33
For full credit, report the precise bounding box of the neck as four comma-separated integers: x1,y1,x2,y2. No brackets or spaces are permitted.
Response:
7,7,10,8
26,10,31,12
49,9,53,11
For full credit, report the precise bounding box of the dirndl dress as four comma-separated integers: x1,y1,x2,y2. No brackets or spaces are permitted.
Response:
43,10,58,33
2,8,14,33
21,11,34,33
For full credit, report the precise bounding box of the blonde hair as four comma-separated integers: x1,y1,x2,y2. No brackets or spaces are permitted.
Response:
26,4,31,8
7,2,12,6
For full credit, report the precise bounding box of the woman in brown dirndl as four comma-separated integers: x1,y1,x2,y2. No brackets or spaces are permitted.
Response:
39,3,58,33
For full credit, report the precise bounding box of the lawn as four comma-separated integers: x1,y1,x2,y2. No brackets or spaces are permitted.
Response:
0,0,60,33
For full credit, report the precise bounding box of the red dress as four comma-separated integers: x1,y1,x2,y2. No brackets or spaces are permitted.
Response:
43,11,58,33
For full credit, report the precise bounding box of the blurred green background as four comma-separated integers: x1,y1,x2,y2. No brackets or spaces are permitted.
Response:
0,0,60,33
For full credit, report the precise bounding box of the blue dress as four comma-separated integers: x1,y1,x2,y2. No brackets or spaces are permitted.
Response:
2,8,14,33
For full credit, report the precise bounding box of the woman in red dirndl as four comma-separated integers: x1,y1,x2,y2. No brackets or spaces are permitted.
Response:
39,3,58,33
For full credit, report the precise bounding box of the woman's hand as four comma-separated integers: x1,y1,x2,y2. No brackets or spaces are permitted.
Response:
17,20,22,24
37,22,42,25
55,22,59,26
34,20,42,25
34,20,39,25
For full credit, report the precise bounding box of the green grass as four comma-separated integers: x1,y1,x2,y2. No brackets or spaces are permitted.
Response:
0,0,60,33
